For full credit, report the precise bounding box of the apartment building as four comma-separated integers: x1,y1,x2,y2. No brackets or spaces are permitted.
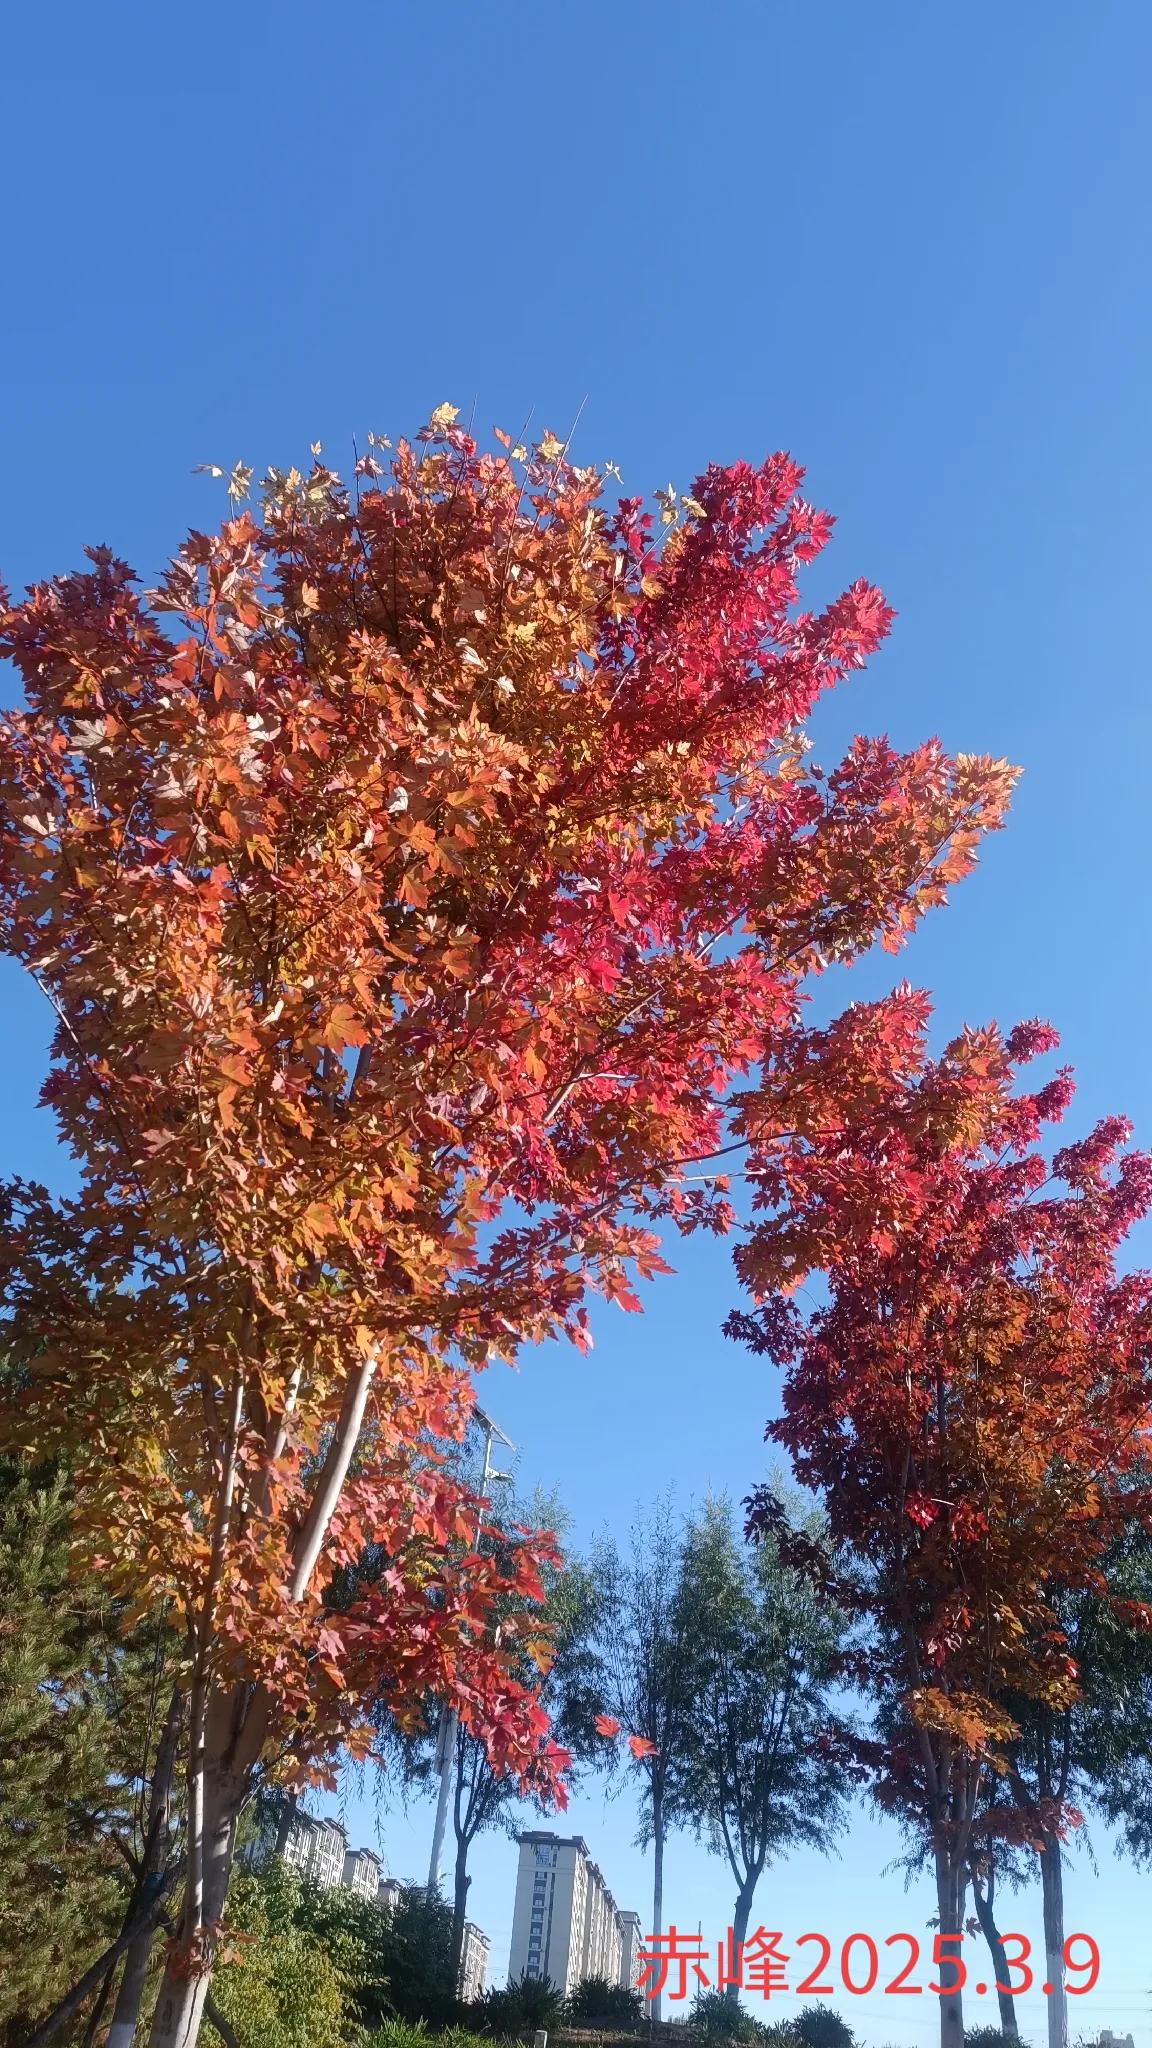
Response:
279,1811,348,1890
458,1920,491,2002
508,1832,636,1993
619,1911,643,1991
342,1845,384,1900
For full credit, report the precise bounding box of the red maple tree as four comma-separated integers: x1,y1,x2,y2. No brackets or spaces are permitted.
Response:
1,413,1014,2043
732,993,1152,2048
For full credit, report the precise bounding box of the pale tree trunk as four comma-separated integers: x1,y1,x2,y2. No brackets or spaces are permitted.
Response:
144,1744,242,2046
651,1782,665,2025
145,1685,268,2047
105,1893,168,2048
934,1849,966,2048
726,1878,758,2008
1040,1835,1068,2048
147,1346,375,2047
970,1867,1019,2038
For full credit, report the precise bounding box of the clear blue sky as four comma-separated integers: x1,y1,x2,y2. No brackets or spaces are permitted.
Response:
3,2,1152,2040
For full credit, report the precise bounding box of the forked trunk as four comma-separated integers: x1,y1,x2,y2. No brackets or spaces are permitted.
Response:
145,1778,237,2048
1040,1835,1068,2048
146,1685,264,2048
934,1849,966,2048
726,1879,758,2007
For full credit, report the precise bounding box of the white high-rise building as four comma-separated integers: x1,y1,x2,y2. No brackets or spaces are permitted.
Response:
619,1911,643,1990
459,1920,491,2001
280,1812,347,1890
343,1845,384,1900
508,1832,637,1993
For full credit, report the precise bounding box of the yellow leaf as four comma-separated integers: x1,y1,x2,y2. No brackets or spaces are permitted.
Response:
430,401,460,428
323,1002,370,1049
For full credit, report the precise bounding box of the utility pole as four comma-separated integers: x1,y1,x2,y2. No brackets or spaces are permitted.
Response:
426,1406,516,1892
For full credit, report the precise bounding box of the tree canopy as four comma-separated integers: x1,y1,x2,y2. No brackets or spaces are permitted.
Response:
0,408,1017,2042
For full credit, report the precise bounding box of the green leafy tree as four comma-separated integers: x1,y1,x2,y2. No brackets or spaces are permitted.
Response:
677,1497,848,2004
212,1867,354,2048
216,1862,460,2038
996,1542,1152,2048
377,1885,459,2026
587,1502,697,2023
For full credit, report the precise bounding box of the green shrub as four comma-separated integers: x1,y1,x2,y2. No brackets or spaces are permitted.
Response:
759,2026,802,2048
790,2007,856,2048
476,1971,566,2033
689,1989,769,2043
213,1870,352,2048
564,1975,645,2028
361,2024,432,2048
364,2026,515,2048
965,2031,1031,2048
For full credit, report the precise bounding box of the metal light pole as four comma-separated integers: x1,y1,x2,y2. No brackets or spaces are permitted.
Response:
426,1406,516,1892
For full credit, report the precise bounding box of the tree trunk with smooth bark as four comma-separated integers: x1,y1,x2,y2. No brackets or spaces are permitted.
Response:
1040,1835,1068,2048
147,1350,374,2047
651,1784,665,2026
934,1849,966,2048
725,1878,758,2007
145,1686,266,2048
451,1839,471,1992
971,1868,1019,2038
